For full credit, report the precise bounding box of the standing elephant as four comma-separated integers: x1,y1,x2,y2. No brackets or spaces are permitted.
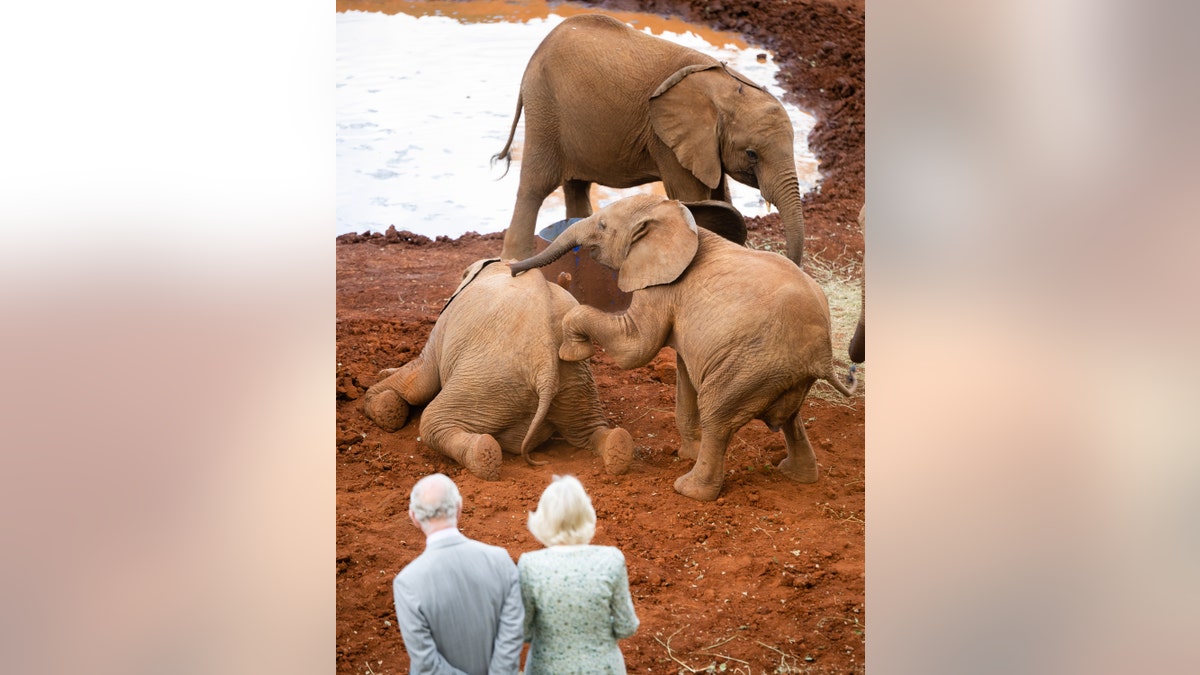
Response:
360,258,633,480
494,13,808,268
849,204,866,363
510,195,856,502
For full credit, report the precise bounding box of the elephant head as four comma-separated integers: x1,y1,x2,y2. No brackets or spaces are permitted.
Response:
650,63,806,266
509,196,745,293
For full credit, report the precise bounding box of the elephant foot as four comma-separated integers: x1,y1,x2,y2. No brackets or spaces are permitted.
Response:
673,470,723,502
361,389,409,432
592,427,633,475
462,434,503,481
777,457,818,483
559,339,595,362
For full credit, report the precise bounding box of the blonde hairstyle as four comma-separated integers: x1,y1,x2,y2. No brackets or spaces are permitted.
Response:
527,475,596,546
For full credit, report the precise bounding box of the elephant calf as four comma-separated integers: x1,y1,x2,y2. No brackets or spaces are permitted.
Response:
361,259,633,481
511,195,856,501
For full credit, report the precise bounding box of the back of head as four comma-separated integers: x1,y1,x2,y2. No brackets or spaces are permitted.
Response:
527,475,596,547
409,473,462,525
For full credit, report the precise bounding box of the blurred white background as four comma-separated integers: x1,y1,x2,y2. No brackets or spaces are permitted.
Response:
335,8,817,238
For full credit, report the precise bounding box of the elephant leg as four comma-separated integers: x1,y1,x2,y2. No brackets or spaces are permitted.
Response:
588,427,633,476
361,356,440,432
549,366,632,475
849,312,865,364
562,180,593,219
778,410,819,484
500,138,562,260
418,401,503,481
674,355,701,461
673,426,732,502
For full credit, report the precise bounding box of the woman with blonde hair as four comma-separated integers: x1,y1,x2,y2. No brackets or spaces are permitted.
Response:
518,475,639,674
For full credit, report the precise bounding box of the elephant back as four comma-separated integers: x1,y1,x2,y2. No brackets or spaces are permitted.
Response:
533,14,720,97
674,231,832,349
437,263,562,369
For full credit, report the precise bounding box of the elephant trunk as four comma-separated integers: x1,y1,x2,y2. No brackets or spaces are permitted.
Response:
509,222,585,275
761,168,806,268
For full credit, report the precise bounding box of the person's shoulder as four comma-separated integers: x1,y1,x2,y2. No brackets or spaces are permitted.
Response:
593,545,627,565
464,536,518,566
520,546,551,558
517,547,550,567
394,552,431,588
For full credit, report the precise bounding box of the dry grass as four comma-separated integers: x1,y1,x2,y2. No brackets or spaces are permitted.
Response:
653,627,860,674
804,248,864,405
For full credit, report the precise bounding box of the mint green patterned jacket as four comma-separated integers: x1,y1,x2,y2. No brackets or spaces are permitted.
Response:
518,545,639,674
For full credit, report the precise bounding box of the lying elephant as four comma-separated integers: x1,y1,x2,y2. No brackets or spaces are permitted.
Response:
510,195,856,501
361,259,633,481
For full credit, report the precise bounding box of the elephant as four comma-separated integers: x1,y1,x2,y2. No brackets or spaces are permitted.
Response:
848,205,865,363
360,258,633,481
509,194,856,502
493,13,808,269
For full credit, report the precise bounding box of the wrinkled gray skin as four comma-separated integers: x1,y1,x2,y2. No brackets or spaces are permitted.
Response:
494,13,807,268
361,259,633,480
511,195,855,501
848,205,865,363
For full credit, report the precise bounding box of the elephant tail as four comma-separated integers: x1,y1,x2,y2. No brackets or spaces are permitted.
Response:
491,92,523,179
826,363,859,397
519,366,556,467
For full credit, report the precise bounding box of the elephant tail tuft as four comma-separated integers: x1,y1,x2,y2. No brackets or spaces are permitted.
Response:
491,92,523,180
827,363,859,397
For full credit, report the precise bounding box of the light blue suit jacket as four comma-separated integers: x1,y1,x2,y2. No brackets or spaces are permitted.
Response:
393,531,524,674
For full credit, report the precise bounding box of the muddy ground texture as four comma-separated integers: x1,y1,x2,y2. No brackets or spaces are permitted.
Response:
337,0,865,672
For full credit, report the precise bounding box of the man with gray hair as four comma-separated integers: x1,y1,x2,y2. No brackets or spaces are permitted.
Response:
393,473,523,674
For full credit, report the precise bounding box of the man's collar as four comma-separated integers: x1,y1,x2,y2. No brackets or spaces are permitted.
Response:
425,527,461,545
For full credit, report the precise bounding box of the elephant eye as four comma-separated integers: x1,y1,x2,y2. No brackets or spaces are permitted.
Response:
598,219,606,230
746,149,759,162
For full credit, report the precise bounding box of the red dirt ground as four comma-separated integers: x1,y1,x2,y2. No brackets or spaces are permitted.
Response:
336,0,865,672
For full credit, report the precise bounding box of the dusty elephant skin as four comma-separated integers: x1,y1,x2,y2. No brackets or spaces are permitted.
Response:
511,194,855,502
360,259,634,479
494,13,808,268
849,204,866,363
337,0,864,671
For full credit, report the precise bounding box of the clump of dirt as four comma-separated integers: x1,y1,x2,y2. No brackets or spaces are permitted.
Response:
337,1,864,672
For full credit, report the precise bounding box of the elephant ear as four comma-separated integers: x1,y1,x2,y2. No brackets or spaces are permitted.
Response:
650,64,724,190
682,200,747,245
442,258,502,313
720,63,770,93
618,200,699,292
